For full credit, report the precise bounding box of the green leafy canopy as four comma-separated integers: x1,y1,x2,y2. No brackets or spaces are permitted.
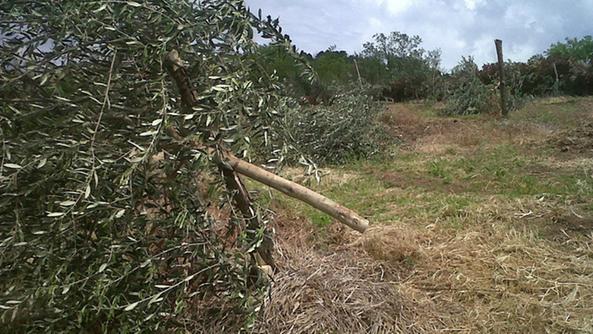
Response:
0,0,303,331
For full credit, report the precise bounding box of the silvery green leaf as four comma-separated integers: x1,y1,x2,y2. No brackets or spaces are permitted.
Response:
115,209,126,218
124,301,139,311
4,163,22,169
37,158,47,168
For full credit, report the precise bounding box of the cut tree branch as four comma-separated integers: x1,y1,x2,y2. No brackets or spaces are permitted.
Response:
225,153,369,233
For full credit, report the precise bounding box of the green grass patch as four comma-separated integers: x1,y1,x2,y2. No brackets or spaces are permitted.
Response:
252,97,593,232
511,96,591,128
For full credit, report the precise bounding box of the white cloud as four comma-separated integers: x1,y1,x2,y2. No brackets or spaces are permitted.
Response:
382,0,415,15
358,0,414,15
464,0,484,11
246,0,593,69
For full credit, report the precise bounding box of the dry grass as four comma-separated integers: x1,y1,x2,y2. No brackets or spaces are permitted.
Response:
351,225,426,264
406,215,593,333
252,217,444,334
381,103,553,154
254,199,593,333
248,97,593,333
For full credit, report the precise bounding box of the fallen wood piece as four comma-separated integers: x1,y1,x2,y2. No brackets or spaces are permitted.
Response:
225,153,369,233
167,127,370,233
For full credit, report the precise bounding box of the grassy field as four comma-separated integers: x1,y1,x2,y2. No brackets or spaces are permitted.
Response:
252,97,593,333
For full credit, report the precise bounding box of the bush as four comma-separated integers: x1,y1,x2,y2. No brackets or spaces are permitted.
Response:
0,1,296,332
283,88,386,164
443,57,496,115
444,57,528,116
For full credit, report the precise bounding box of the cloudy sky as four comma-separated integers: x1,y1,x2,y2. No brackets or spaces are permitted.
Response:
245,0,593,69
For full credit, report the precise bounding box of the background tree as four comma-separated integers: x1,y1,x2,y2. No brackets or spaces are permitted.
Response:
313,46,354,86
360,32,442,101
548,36,593,64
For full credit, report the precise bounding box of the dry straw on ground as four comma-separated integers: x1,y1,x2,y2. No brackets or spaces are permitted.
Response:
253,218,443,334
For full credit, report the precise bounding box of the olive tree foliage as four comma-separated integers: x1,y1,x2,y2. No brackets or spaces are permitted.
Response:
443,56,495,115
0,0,304,332
282,87,386,165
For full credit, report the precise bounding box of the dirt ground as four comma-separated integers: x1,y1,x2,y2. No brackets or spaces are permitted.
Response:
254,97,593,334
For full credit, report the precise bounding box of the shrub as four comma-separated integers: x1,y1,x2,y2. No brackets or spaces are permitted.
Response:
0,1,298,332
282,88,387,164
443,57,496,115
444,57,528,116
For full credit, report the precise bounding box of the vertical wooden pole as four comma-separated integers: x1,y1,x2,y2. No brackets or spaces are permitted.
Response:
353,58,363,89
495,39,508,117
552,63,560,95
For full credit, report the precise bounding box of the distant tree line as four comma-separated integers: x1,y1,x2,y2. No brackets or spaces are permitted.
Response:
479,36,593,97
257,33,593,103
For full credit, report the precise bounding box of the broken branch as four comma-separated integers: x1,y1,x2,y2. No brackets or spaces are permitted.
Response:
225,154,369,233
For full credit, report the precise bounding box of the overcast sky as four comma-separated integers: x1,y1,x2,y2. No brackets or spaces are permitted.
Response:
245,0,593,70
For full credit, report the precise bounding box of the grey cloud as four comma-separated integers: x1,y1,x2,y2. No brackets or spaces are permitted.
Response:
245,0,593,69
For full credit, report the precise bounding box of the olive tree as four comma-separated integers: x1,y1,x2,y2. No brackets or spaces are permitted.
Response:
0,0,305,331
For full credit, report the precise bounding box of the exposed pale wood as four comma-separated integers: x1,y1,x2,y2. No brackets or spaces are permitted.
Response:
225,154,369,233
552,63,560,95
353,59,363,89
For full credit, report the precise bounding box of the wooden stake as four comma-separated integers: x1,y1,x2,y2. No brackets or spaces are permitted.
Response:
494,39,508,117
353,58,363,89
552,63,560,95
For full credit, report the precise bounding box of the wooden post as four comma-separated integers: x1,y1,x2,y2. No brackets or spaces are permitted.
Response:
225,153,369,233
552,63,560,95
353,58,363,89
494,39,508,117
